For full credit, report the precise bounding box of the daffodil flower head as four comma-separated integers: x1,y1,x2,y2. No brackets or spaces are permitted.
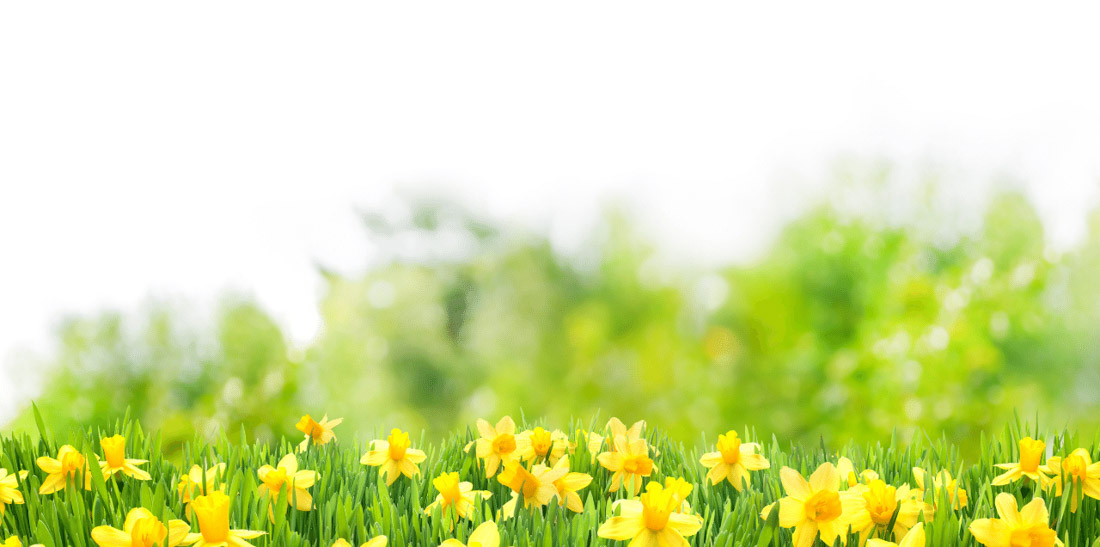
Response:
1041,448,1100,512
607,417,646,444
867,522,926,547
663,477,695,512
699,430,770,490
99,435,151,481
2,537,43,547
844,479,924,541
438,521,500,547
497,462,539,506
361,428,427,485
968,493,1063,547
664,476,693,499
605,417,661,455
91,507,190,547
425,472,492,523
257,454,318,513
717,432,743,462
643,482,687,530
497,458,570,518
597,435,654,494
36,444,95,495
0,469,29,517
182,491,265,547
762,463,848,547
912,467,968,510
469,416,521,478
993,437,1051,486
597,480,703,546
517,427,568,465
296,414,343,450
569,429,604,464
552,462,593,513
178,463,226,519
861,481,900,526
836,456,881,489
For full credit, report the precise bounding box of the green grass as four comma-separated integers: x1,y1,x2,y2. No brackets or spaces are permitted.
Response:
1,408,1098,546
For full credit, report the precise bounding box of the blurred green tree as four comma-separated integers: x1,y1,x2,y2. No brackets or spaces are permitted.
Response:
9,181,1100,457
9,297,303,454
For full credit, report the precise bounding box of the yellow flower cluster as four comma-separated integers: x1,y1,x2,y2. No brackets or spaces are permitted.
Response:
752,446,1067,547
5,434,265,547
0,413,1085,547
439,416,598,524
36,435,152,496
455,416,707,546
993,437,1100,514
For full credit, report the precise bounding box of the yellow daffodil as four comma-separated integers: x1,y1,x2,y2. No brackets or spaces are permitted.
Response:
497,458,570,518
0,468,29,517
91,507,190,547
1041,448,1100,512
2,537,44,547
597,435,654,494
99,435,151,481
468,416,523,478
867,522,925,547
516,427,568,465
257,454,318,512
699,430,770,490
439,521,499,547
969,493,1063,547
181,491,265,547
425,472,492,521
607,417,646,443
842,479,924,542
331,538,388,547
911,467,967,512
663,477,695,512
597,480,703,547
570,429,605,464
361,428,427,485
607,417,661,457
296,414,343,450
837,457,879,489
37,444,95,494
179,463,226,518
993,437,1050,486
763,463,848,547
553,463,593,513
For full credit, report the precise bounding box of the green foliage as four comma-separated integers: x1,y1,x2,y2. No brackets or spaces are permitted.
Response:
11,297,304,453
1,416,1097,545
11,183,1100,457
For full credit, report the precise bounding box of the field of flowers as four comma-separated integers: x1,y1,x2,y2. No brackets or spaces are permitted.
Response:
0,408,1096,546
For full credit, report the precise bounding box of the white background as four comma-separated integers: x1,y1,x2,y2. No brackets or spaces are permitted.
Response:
3,2,1100,422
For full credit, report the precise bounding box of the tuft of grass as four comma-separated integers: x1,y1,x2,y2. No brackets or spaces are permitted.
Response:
1,410,1097,546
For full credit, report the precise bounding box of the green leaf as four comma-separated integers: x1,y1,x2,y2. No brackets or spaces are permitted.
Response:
31,402,53,451
756,501,779,547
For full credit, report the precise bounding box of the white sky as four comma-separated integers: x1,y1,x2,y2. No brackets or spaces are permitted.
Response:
3,2,1100,420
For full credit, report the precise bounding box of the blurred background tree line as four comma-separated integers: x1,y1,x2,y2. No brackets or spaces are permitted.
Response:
9,170,1100,458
